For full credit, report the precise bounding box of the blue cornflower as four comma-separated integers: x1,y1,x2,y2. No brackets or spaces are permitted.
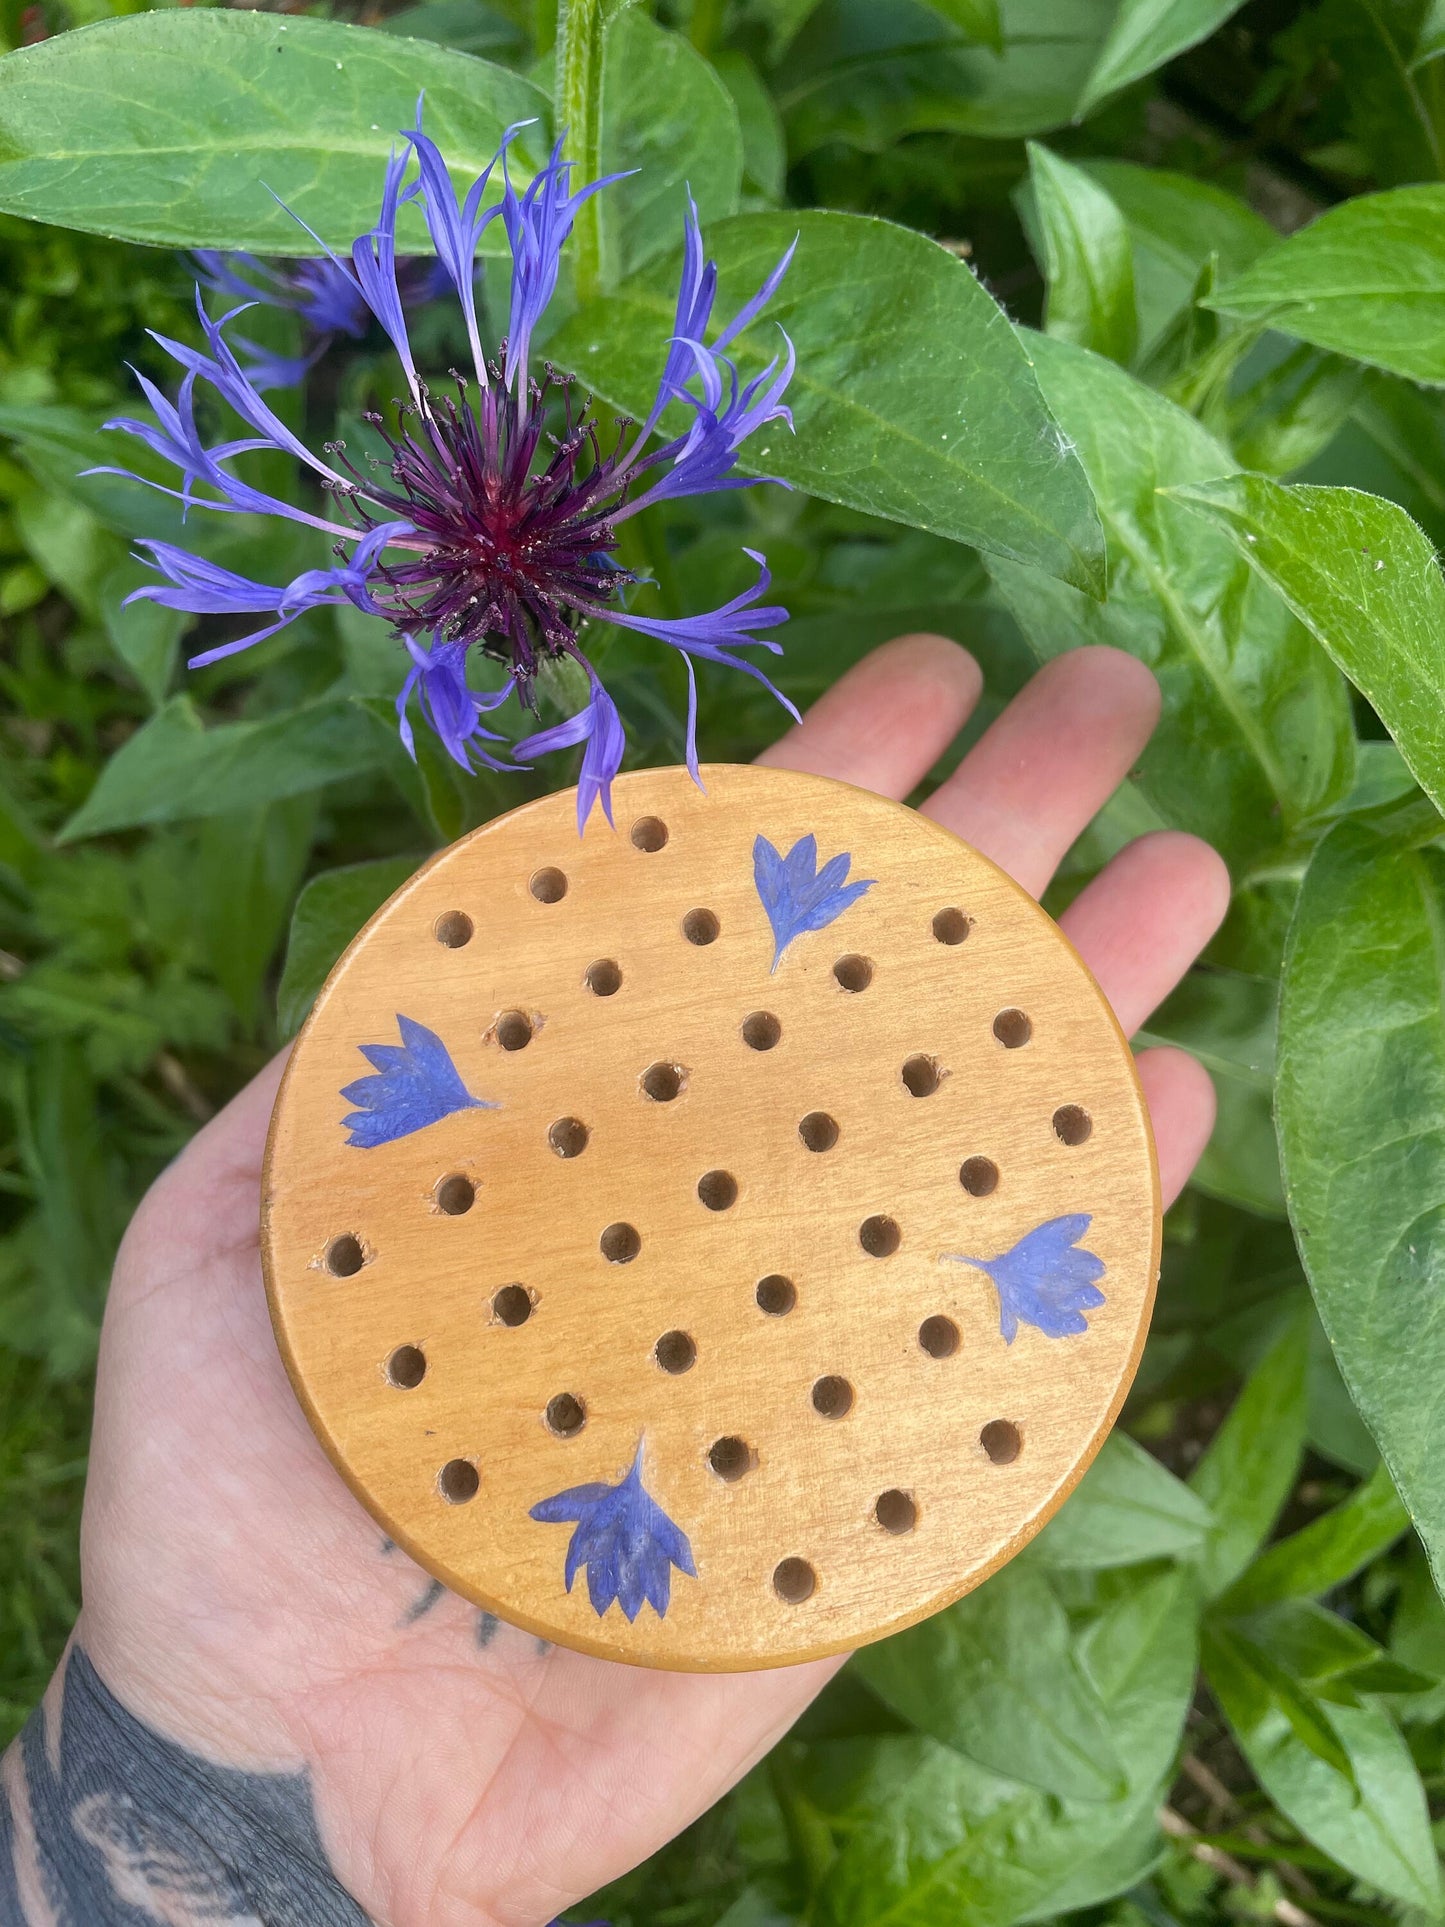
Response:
100,109,798,830
193,250,451,389
944,1214,1107,1343
530,1440,696,1620
754,832,875,970
341,1014,494,1148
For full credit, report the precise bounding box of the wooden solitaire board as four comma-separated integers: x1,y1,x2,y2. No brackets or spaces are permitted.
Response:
262,764,1161,1670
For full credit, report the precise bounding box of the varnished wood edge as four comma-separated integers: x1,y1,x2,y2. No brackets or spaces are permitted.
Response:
259,764,1164,1672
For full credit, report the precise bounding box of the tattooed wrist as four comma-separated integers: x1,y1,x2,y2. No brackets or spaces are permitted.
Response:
0,1647,371,1925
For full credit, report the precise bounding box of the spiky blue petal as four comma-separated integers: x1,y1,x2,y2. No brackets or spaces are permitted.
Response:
515,673,625,832
754,832,874,971
530,1442,696,1621
500,133,630,391
944,1214,1107,1343
341,1014,494,1148
395,633,519,774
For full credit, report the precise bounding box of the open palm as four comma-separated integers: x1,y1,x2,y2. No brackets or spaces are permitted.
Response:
77,636,1228,1927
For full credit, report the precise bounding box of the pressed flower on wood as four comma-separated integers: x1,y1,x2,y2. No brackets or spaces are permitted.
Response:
100,113,799,829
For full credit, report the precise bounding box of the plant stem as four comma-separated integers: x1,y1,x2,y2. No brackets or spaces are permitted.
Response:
555,0,607,301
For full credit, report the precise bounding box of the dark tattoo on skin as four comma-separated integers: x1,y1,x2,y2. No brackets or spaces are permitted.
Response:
380,1540,546,1653
0,1647,371,1925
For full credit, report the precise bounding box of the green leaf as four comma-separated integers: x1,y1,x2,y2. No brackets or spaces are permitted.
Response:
1026,144,1136,366
988,334,1356,870
924,0,1003,51
59,697,383,842
1278,820,1445,1598
1078,0,1250,116
1175,475,1445,818
854,1562,1127,1801
0,11,547,252
1204,1619,1443,1912
550,211,1105,593
599,13,742,280
1190,1311,1309,1596
1223,1462,1411,1613
1030,1432,1211,1569
277,857,420,1036
99,558,181,706
714,51,786,201
197,800,316,1027
1209,187,1445,386
818,1568,1200,1926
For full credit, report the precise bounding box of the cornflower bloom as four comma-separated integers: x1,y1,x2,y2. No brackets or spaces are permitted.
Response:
102,112,799,830
191,250,451,389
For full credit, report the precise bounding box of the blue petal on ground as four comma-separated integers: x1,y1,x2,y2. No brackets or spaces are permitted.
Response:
753,832,875,970
340,1014,494,1148
944,1213,1107,1343
530,1442,696,1620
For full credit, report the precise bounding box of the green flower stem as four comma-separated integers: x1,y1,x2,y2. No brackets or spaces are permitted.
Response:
555,0,608,301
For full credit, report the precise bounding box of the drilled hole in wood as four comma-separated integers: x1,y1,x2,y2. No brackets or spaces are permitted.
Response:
600,1222,641,1263
585,958,621,996
655,1329,696,1374
811,1374,854,1419
833,953,873,992
386,1345,426,1389
493,1284,532,1327
641,1060,685,1101
438,1458,479,1503
918,1315,959,1359
875,1489,916,1534
799,1111,839,1153
902,1054,941,1097
683,908,720,945
859,1214,900,1258
960,1156,999,1197
546,1392,586,1437
496,1009,533,1051
981,1419,1021,1464
993,1008,1031,1049
434,910,473,948
548,1116,589,1158
435,1174,475,1215
698,1169,738,1211
932,907,970,945
631,815,668,852
742,1010,781,1051
326,1234,364,1278
709,1436,752,1482
756,1274,795,1315
773,1557,816,1603
530,867,567,904
1053,1104,1092,1146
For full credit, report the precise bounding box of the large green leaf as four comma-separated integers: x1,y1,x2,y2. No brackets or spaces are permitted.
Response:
1177,475,1445,817
277,856,421,1035
59,697,383,841
1029,1432,1210,1569
1078,0,1250,115
1278,821,1445,1595
1026,144,1136,366
0,11,547,252
1209,187,1445,386
1205,1618,1442,1911
816,1568,1199,1926
854,1562,1126,1801
1189,1311,1309,1596
989,334,1356,870
551,211,1105,593
1222,1462,1410,1614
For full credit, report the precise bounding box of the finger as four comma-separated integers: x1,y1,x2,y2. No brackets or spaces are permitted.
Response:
1061,831,1232,1037
1137,1046,1217,1208
922,647,1160,898
757,632,982,798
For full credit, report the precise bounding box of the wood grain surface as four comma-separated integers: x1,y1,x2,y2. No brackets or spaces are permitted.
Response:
262,764,1161,1670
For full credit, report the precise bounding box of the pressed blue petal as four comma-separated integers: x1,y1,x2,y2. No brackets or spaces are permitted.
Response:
944,1216,1108,1344
530,1442,695,1620
754,832,875,970
340,1014,494,1148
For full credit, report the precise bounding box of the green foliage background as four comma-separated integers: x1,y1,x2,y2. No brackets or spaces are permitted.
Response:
4,0,1445,1921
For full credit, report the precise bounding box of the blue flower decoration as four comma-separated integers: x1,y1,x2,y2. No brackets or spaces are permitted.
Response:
341,1014,494,1148
944,1214,1106,1343
530,1442,696,1620
754,833,875,971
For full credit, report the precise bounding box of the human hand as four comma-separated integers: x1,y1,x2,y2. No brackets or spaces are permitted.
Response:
46,639,1226,1927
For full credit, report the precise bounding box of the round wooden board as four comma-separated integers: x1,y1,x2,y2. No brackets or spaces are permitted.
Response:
262,764,1161,1671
